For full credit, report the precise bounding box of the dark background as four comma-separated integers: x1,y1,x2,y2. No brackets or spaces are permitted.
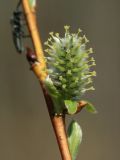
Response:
0,0,120,159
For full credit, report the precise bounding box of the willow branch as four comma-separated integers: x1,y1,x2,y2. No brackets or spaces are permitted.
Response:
22,0,72,160
22,0,46,82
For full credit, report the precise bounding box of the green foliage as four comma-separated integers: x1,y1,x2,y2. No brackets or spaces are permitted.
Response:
64,100,78,115
44,76,64,114
85,101,97,113
67,120,82,160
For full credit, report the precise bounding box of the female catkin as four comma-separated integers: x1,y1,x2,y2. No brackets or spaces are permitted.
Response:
44,26,96,114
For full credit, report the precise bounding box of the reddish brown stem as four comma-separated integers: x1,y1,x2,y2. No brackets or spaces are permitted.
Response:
42,86,72,160
22,1,72,159
52,116,72,160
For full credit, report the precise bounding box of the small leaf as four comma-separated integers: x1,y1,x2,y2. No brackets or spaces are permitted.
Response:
44,76,59,98
44,76,64,114
67,120,82,160
64,100,78,115
29,0,36,8
85,101,97,114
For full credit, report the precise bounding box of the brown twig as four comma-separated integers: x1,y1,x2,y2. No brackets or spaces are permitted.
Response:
43,87,72,160
22,0,47,82
22,0,72,160
76,101,87,114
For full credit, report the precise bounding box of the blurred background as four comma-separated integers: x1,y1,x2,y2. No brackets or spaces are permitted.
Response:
0,0,120,159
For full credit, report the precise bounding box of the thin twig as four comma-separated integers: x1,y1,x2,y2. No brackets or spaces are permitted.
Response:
22,0,72,160
42,86,72,160
22,0,47,82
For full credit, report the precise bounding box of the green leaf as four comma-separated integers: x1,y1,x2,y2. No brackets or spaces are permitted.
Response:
44,76,59,98
67,120,82,160
85,101,97,114
29,0,36,8
64,100,78,115
44,76,64,114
